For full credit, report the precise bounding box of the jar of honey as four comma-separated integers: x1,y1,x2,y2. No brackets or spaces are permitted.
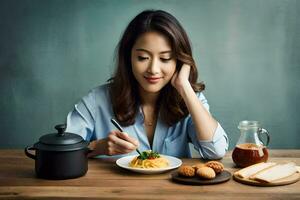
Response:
232,121,270,167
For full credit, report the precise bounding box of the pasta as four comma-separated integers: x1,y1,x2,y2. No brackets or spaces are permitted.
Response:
129,150,169,169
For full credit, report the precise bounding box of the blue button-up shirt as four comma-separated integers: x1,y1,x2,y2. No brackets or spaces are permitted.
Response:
66,84,228,159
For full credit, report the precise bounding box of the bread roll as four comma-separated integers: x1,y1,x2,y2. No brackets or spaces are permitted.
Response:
205,161,224,174
196,167,216,179
178,165,195,177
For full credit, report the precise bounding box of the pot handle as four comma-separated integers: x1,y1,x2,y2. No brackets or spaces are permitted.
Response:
24,146,36,160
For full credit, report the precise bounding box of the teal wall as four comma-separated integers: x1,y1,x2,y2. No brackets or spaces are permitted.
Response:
1,0,299,150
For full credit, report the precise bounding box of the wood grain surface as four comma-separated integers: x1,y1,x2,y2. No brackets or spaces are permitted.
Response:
0,149,299,200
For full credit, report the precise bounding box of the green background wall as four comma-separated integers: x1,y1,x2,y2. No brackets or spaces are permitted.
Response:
1,0,299,150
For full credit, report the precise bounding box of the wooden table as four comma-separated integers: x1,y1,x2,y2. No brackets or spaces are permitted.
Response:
0,149,299,200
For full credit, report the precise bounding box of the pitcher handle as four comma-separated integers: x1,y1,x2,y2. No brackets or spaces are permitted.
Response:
25,146,36,160
258,128,270,147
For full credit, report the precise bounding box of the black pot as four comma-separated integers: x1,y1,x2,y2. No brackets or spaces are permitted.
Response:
25,124,91,180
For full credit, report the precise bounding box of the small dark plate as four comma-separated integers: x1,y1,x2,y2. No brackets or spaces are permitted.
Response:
171,170,231,185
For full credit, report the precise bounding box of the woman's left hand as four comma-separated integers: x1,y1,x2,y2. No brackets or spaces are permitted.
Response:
171,64,191,94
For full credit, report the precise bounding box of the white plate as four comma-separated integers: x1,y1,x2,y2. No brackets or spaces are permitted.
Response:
116,154,182,174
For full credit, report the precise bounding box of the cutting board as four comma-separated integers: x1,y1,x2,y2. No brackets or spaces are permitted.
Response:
171,170,231,185
233,172,300,186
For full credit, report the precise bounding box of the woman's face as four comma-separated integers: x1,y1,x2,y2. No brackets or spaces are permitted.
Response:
131,31,176,94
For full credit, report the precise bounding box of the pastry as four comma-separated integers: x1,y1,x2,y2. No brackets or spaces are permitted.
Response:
192,163,205,171
205,161,224,174
178,165,195,177
196,166,216,179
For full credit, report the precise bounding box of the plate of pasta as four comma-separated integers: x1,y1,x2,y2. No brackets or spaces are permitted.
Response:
116,151,182,174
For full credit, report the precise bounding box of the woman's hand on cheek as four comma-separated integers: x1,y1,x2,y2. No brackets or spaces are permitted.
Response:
171,64,191,94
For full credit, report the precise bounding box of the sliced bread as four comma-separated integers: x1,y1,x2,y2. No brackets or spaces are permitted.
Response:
234,162,276,179
250,162,297,183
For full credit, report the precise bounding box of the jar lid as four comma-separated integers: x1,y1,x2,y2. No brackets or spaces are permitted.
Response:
34,124,88,151
238,120,261,130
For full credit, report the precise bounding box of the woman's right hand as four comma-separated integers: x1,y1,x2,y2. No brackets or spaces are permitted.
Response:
87,130,139,158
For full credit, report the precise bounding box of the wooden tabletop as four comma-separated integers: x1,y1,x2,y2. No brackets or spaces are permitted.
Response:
0,149,299,200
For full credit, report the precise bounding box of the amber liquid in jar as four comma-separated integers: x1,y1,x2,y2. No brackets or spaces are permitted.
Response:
232,143,268,167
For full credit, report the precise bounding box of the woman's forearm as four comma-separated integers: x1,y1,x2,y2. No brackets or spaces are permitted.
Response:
179,83,218,141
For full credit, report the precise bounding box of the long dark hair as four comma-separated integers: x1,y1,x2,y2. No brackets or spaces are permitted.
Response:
109,10,205,126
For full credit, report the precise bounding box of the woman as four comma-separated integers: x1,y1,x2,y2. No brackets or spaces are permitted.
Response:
66,10,228,159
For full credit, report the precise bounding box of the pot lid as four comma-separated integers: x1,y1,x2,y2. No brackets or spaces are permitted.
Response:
39,124,84,145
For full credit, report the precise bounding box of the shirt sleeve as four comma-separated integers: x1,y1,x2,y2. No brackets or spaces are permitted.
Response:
65,91,96,141
187,93,229,159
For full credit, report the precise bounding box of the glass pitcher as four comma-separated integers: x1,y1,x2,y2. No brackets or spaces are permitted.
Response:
232,120,270,167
